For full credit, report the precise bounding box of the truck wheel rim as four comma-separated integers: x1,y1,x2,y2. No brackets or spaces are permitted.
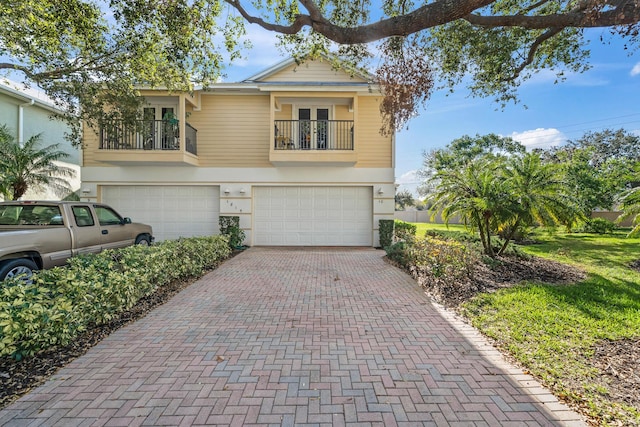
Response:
7,266,33,280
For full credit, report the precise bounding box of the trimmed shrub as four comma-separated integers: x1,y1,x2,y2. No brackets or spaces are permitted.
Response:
577,217,617,234
0,236,231,360
379,219,394,249
388,236,475,281
394,220,417,242
219,216,246,249
386,235,478,305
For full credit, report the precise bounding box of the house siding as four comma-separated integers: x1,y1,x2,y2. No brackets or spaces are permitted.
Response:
355,96,392,168
82,123,101,166
188,94,271,167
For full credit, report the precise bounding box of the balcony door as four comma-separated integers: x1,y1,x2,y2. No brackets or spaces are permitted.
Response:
298,107,330,150
142,105,177,150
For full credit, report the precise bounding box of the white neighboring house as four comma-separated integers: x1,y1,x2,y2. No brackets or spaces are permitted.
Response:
0,80,81,200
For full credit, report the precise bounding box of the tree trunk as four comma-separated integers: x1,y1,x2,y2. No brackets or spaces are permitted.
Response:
484,215,494,257
498,217,521,256
474,212,489,255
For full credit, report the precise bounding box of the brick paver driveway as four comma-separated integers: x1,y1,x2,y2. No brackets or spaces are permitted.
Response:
0,248,585,426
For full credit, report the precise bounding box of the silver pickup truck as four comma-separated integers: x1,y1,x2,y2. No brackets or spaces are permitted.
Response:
0,201,154,281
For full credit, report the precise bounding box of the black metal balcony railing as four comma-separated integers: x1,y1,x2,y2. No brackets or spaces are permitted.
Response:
185,123,197,155
100,120,197,155
274,120,354,150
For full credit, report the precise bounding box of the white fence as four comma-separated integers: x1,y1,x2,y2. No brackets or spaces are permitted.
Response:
394,210,461,224
394,210,633,227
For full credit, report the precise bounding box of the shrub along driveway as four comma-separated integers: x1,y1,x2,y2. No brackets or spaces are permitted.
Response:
0,248,584,426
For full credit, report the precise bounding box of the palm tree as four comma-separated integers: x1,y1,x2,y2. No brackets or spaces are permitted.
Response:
497,152,581,255
429,156,510,257
617,187,640,237
429,152,581,257
0,124,76,200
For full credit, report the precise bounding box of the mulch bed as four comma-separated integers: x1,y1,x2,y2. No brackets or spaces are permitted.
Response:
592,338,640,418
388,253,587,308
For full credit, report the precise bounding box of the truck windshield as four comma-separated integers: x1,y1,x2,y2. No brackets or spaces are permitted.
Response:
0,205,64,226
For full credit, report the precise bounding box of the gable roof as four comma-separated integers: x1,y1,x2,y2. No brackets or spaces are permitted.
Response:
0,80,65,114
242,55,373,85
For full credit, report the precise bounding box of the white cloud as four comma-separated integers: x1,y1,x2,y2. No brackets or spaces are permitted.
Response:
395,170,421,197
396,170,418,184
631,63,640,77
510,128,567,150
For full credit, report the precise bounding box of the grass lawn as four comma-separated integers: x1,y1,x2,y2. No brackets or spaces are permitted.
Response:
413,222,474,238
415,223,640,425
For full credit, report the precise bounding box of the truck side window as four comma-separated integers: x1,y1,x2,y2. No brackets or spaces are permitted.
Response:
72,206,95,227
94,206,123,226
36,206,63,225
0,206,21,224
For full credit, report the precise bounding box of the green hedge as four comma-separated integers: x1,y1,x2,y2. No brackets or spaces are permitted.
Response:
0,236,231,360
379,219,394,249
386,235,478,301
219,216,246,249
576,217,618,234
394,220,417,241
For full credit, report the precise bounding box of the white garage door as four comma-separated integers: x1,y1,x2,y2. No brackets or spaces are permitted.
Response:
101,186,220,242
254,186,372,246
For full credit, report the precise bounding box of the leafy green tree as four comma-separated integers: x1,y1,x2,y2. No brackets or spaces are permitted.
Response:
542,129,640,215
0,125,75,200
423,133,525,171
418,133,524,197
1,1,638,140
566,129,640,167
395,189,415,211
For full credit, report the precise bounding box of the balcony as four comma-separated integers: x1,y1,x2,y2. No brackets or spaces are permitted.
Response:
95,120,198,166
271,119,357,166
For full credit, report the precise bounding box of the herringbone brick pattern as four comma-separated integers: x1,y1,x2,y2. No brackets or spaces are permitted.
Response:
0,248,585,426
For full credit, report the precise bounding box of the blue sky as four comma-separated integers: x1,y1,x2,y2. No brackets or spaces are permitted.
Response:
223,26,640,197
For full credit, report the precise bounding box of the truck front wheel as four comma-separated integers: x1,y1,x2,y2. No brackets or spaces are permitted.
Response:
135,235,152,246
0,259,38,282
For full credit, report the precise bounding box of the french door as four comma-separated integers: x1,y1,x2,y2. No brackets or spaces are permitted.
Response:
142,106,177,149
298,107,330,149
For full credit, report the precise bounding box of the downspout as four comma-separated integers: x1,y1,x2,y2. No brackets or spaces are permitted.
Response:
18,99,35,145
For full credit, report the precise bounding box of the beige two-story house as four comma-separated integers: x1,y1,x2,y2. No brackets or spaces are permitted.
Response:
80,57,395,246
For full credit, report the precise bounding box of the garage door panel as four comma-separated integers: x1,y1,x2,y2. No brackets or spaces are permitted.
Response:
254,186,372,246
102,185,220,242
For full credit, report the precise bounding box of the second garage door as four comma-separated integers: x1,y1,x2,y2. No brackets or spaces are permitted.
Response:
101,185,220,242
254,186,372,246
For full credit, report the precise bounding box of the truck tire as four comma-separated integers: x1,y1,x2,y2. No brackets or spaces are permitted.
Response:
0,259,38,282
135,235,152,246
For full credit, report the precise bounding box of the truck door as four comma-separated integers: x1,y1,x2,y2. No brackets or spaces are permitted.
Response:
93,205,135,249
70,205,102,255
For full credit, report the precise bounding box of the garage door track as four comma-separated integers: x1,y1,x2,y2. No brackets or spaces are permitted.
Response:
0,248,585,426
